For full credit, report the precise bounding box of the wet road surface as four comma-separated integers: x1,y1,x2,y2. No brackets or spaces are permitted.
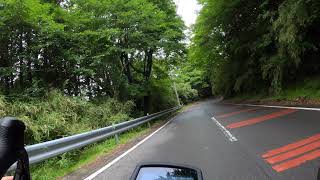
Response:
89,99,320,180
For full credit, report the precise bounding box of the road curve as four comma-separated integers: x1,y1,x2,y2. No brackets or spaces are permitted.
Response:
89,99,320,180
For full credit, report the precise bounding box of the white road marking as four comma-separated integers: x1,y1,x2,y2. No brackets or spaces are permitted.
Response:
84,119,173,180
228,103,320,111
211,116,238,142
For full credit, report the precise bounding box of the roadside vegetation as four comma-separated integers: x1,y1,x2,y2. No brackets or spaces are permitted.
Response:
0,0,200,179
189,0,320,100
31,120,165,180
0,91,134,144
230,76,320,103
0,0,201,142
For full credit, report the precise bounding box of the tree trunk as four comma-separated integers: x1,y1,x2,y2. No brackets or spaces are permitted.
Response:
121,52,133,83
18,31,24,89
26,32,32,86
144,93,151,115
86,76,92,99
143,49,154,115
75,75,80,96
0,38,10,93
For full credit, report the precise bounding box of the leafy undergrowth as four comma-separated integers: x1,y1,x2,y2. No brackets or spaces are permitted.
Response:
30,122,158,180
0,91,134,144
229,77,320,104
0,91,177,179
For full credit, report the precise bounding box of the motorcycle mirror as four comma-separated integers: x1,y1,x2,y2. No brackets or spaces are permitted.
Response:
130,163,203,180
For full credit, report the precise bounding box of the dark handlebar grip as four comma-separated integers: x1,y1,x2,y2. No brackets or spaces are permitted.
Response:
0,117,26,178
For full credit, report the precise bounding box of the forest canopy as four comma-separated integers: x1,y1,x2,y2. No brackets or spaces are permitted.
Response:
190,0,320,97
0,0,190,114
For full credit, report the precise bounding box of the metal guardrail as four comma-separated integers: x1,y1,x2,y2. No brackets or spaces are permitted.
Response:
8,106,181,170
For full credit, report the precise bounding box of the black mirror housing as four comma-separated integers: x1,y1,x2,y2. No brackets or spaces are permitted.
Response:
130,163,203,180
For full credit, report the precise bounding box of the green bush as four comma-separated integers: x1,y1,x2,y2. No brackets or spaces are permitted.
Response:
0,96,6,117
150,78,179,112
0,91,134,144
176,82,198,104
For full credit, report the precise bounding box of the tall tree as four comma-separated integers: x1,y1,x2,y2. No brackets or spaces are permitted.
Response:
0,0,185,113
190,0,320,96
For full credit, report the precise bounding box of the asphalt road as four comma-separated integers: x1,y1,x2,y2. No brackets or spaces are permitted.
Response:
89,99,320,180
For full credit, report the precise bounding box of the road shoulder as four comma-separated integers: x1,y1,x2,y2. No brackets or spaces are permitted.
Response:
61,113,181,180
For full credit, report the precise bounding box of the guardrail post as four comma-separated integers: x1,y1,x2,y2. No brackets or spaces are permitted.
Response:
112,123,119,144
147,113,151,128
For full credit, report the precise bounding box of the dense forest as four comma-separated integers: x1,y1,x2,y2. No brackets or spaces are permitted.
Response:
4,0,320,143
190,0,320,97
0,0,190,110
3,0,320,178
0,0,204,144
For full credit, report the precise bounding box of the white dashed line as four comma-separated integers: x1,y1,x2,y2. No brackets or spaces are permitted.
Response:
211,116,238,142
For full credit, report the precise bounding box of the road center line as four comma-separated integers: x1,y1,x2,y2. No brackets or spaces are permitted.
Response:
211,116,238,142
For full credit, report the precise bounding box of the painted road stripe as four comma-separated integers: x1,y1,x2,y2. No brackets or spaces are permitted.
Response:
84,119,173,180
272,150,320,172
226,109,297,129
262,133,320,158
226,103,320,111
265,140,320,164
216,107,261,118
211,117,238,142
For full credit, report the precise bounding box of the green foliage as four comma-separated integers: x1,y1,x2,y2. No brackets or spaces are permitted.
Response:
1,91,133,144
276,77,320,100
0,96,6,117
190,0,320,97
176,82,198,104
0,1,188,178
172,49,213,102
0,0,185,114
150,77,177,111
230,76,320,102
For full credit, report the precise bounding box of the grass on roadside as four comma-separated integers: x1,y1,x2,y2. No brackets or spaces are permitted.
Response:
230,76,320,102
30,120,164,180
